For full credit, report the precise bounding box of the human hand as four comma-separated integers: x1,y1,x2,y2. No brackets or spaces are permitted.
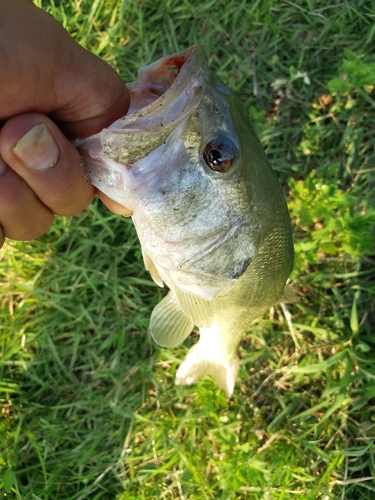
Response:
0,0,131,249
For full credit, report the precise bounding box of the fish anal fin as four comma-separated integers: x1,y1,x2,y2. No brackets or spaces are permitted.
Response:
175,343,240,398
150,292,194,347
173,286,214,328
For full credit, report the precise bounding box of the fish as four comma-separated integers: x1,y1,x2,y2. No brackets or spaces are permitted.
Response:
76,46,294,397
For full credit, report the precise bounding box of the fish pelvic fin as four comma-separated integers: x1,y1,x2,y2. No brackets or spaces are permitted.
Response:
279,284,297,304
175,343,240,398
150,292,194,347
141,249,164,288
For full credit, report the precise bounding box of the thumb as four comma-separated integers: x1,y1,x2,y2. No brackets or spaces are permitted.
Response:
0,113,95,218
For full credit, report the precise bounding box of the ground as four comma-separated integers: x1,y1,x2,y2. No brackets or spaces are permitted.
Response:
1,1,374,498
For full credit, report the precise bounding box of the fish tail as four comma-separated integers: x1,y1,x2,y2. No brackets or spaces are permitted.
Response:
175,323,240,397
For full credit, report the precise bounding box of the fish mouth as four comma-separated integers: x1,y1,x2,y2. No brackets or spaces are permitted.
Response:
74,46,207,210
125,46,205,115
98,46,207,166
75,46,206,166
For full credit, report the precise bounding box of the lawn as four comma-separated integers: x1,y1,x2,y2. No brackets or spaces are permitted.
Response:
1,0,375,498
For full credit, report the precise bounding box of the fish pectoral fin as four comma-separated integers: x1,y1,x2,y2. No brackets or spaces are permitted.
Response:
173,286,214,328
150,292,194,347
175,344,240,398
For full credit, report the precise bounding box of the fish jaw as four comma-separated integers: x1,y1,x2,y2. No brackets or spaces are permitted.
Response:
175,322,241,397
75,46,205,211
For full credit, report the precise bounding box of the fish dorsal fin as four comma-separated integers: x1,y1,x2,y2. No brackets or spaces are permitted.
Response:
173,286,214,328
150,292,194,347
143,250,164,288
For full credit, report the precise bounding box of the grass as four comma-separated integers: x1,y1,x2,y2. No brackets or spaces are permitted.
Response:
1,0,375,498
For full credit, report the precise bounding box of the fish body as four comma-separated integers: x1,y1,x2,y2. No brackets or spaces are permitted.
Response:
77,46,294,396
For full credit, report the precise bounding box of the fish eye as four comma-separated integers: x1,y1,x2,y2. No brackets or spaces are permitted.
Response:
203,136,238,172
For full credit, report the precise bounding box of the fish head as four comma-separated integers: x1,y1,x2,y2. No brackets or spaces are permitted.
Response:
77,46,291,301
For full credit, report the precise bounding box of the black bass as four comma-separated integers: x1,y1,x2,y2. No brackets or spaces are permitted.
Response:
77,46,294,397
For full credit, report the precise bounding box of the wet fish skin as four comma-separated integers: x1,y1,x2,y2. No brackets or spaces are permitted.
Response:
76,46,294,397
